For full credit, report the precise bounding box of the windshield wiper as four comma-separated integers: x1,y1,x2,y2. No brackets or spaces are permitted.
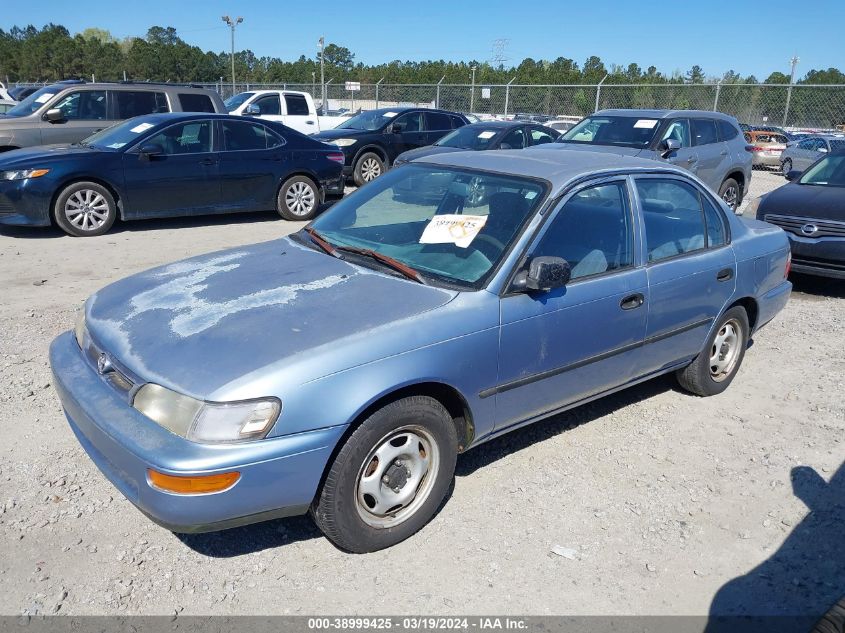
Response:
305,227,343,259
336,246,427,284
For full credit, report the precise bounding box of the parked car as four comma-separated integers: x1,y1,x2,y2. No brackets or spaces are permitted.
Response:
225,90,349,135
314,107,469,186
546,119,577,133
744,130,789,168
0,82,13,101
554,109,752,211
0,82,226,152
0,99,16,114
752,124,793,140
750,152,845,278
50,149,791,552
780,135,845,174
8,85,39,102
0,113,344,236
393,120,559,166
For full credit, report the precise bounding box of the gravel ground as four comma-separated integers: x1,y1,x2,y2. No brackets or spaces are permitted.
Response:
0,169,842,619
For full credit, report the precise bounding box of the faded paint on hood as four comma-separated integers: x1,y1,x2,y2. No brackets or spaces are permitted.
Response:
85,236,456,398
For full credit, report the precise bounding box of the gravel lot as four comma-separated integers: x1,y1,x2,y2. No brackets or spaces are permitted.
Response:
0,168,842,619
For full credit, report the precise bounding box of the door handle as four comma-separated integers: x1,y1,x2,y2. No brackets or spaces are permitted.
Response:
716,268,734,282
620,293,645,310
306,120,315,125
199,158,217,166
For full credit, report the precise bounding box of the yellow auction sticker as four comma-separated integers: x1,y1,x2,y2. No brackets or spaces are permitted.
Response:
419,214,488,248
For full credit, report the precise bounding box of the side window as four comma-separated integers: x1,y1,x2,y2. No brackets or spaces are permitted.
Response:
691,119,719,146
146,120,212,155
393,112,422,132
177,93,215,113
53,90,107,120
702,195,727,247
661,119,691,148
284,94,310,116
530,127,556,145
254,94,281,115
266,128,285,149
636,178,706,262
798,139,813,150
717,120,739,141
114,91,168,119
532,182,633,280
425,111,452,131
450,115,466,129
221,120,271,151
500,128,527,149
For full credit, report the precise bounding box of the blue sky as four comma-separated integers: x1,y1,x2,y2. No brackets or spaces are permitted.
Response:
5,0,845,79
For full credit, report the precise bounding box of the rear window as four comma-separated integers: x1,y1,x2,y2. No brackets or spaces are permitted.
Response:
178,93,215,113
284,94,310,116
113,91,168,118
718,120,740,141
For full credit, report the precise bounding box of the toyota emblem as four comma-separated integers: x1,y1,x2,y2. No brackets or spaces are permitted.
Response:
800,224,818,236
96,353,113,375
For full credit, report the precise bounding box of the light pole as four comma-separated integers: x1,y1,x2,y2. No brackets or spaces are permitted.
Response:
221,15,243,94
783,55,800,127
470,65,477,112
311,71,316,97
318,37,325,114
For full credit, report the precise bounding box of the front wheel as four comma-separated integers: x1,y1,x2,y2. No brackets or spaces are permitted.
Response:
54,181,117,237
277,175,319,221
311,396,458,553
676,306,749,396
353,152,385,187
718,178,741,212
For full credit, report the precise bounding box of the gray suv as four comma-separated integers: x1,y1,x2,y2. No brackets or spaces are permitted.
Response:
549,109,752,211
0,81,226,152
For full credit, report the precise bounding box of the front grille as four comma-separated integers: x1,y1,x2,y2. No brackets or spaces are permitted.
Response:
82,336,136,400
764,214,845,239
792,256,845,272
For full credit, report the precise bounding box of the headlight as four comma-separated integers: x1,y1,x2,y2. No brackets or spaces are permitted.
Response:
132,383,281,444
74,308,89,349
0,168,50,181
331,138,357,147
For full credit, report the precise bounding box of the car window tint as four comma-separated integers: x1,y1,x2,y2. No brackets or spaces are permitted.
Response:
702,195,727,247
147,120,212,154
449,115,466,129
691,119,719,146
425,111,451,131
114,91,168,118
254,94,281,115
500,128,527,149
533,182,633,280
662,119,691,147
53,90,107,120
284,93,310,116
717,120,739,141
636,179,706,262
393,112,422,132
177,93,215,113
530,127,556,145
221,120,270,151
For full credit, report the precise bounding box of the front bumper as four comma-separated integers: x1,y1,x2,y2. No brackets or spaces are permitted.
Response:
49,331,347,533
0,180,52,226
787,234,845,279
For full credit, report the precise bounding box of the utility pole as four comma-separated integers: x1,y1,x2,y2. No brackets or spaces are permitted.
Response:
221,15,243,94
318,37,326,114
783,55,799,127
470,65,477,113
311,71,316,97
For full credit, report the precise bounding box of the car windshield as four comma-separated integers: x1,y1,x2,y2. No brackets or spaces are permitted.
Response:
79,118,160,151
799,154,845,187
436,126,501,150
559,115,660,148
335,108,405,131
309,164,547,288
224,92,254,111
4,86,60,118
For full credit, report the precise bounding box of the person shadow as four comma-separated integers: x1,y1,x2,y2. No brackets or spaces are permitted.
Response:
706,462,845,633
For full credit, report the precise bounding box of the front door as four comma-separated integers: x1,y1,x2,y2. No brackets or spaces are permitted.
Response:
659,118,699,177
495,179,648,431
121,119,221,218
389,111,426,157
42,89,111,145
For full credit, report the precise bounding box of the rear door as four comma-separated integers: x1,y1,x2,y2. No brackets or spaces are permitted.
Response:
528,125,558,146
282,93,318,134
111,89,169,120
691,118,727,192
217,119,286,212
42,89,111,144
423,111,453,145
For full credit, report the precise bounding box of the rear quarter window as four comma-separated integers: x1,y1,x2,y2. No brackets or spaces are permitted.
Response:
177,93,215,113
718,120,740,141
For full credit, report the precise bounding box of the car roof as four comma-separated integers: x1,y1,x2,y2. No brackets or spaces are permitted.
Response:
595,108,737,121
416,148,688,192
463,120,536,129
44,82,212,92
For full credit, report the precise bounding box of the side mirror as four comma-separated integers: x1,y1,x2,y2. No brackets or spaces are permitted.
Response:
244,103,260,115
512,256,571,293
388,122,404,134
138,143,164,161
45,108,64,123
784,169,802,181
659,138,681,157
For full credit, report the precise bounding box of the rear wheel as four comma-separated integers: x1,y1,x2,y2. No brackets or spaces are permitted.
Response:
353,152,385,187
54,181,116,237
718,178,741,212
676,306,749,396
782,158,793,174
276,175,319,221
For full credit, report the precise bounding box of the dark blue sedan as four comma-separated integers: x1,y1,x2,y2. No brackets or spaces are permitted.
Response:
0,113,345,236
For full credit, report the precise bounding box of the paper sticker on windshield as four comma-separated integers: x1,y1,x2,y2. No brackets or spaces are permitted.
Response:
420,214,488,249
383,111,398,118
130,122,154,133
634,119,657,129
478,131,496,139
35,93,55,104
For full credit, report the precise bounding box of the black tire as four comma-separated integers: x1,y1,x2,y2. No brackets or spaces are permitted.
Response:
311,396,458,553
718,178,741,212
353,151,385,187
812,596,845,633
676,306,749,396
276,175,319,221
54,181,117,237
782,158,793,175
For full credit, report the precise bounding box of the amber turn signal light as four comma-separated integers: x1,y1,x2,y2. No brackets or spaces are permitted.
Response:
147,469,240,494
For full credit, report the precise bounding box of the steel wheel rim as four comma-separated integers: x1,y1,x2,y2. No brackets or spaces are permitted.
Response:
65,189,110,231
722,185,738,210
355,425,440,529
284,181,315,217
361,158,381,182
710,318,742,382
783,159,792,173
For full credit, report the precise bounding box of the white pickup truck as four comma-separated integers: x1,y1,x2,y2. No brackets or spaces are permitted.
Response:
224,90,349,135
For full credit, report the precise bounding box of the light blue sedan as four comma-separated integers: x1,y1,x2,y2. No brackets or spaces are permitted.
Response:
50,150,792,552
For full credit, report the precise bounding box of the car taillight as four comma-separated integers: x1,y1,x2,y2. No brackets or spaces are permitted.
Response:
785,251,792,278
744,145,756,152
327,152,345,164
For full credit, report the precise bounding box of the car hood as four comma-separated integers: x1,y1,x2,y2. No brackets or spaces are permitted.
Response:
397,146,464,162
84,237,457,399
0,143,99,167
545,142,646,158
759,182,845,222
